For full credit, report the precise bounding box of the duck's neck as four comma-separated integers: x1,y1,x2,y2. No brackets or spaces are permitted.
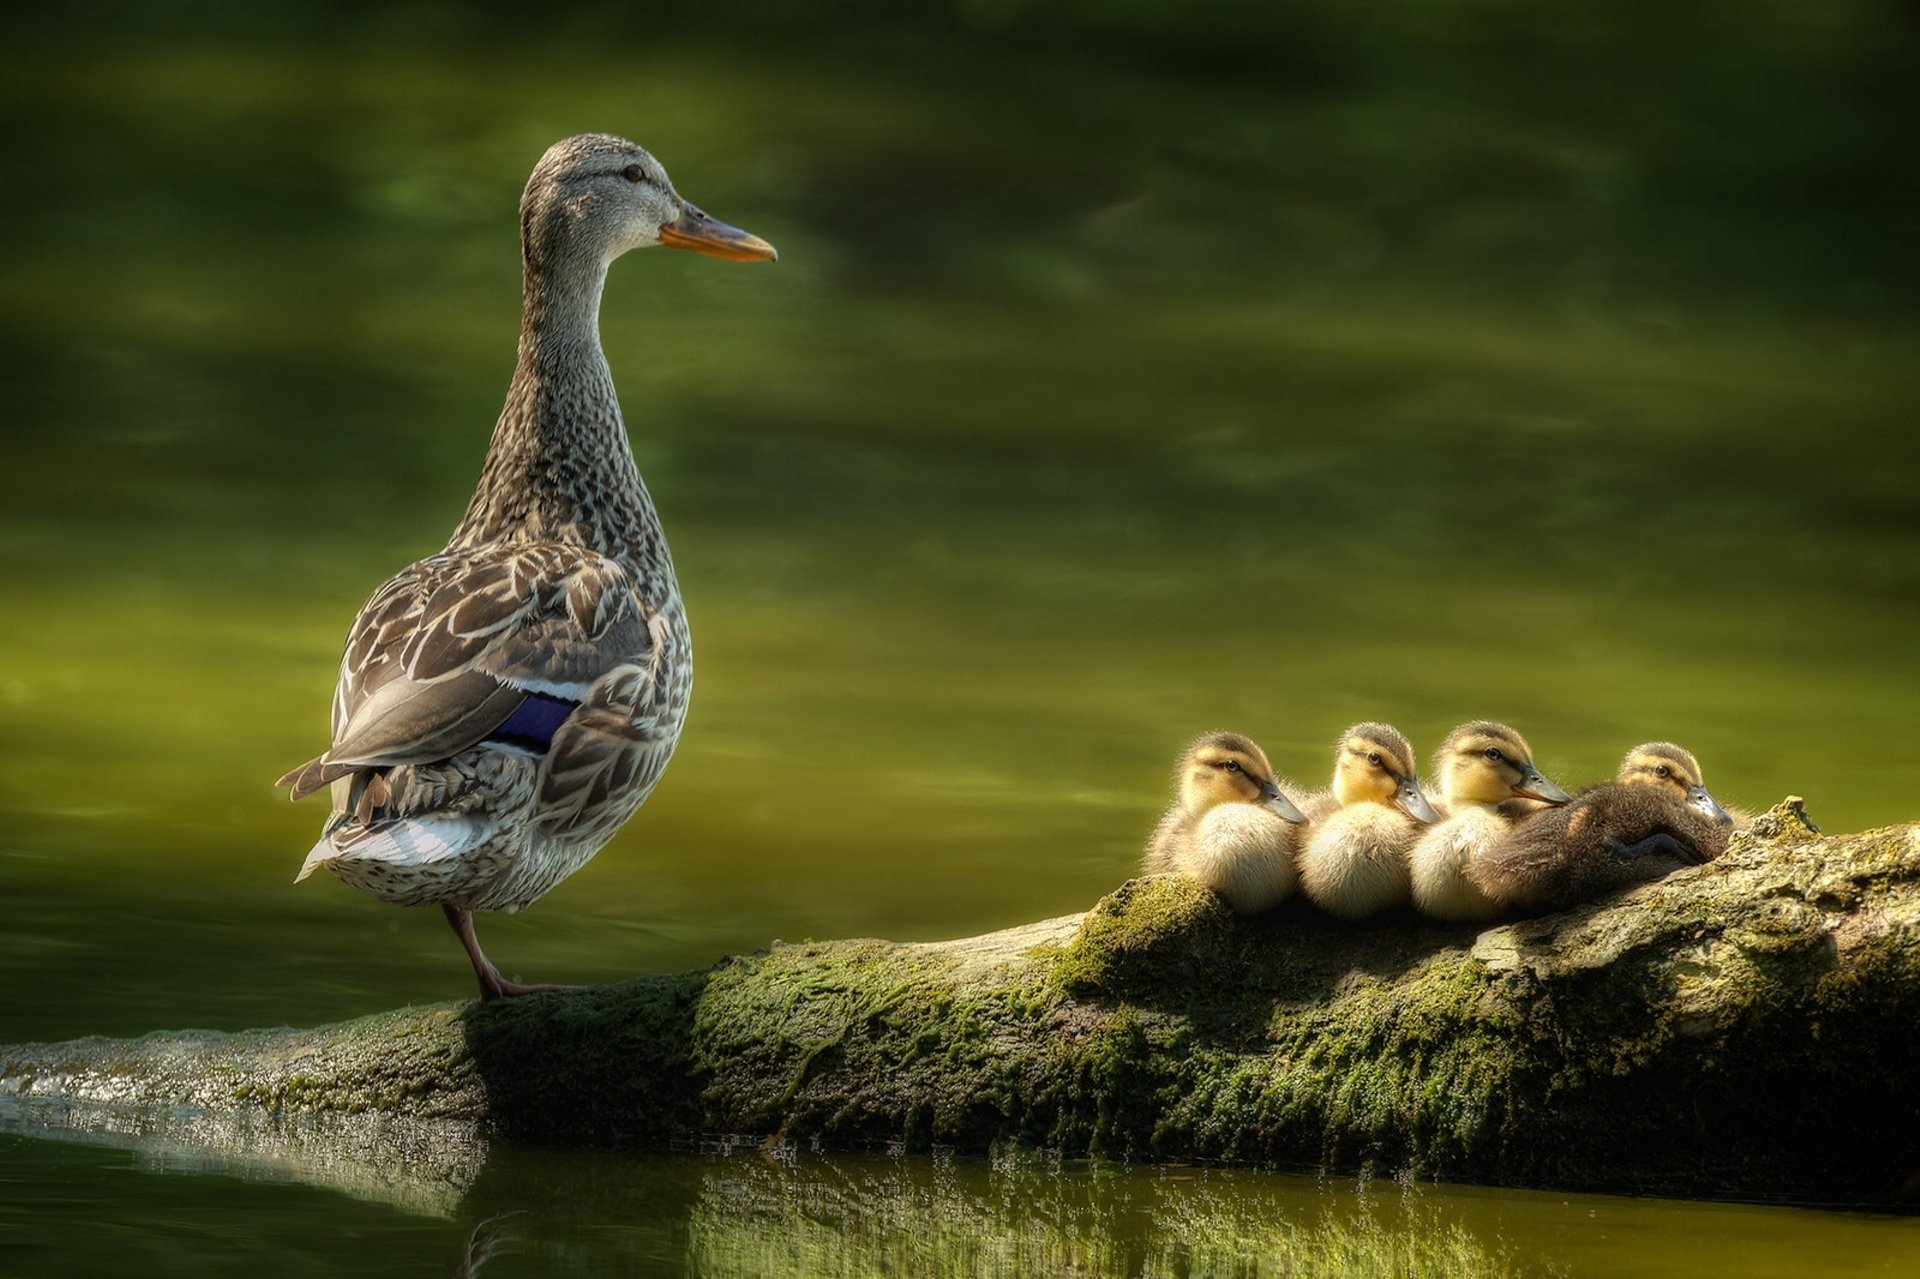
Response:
449,256,669,576
1444,793,1502,818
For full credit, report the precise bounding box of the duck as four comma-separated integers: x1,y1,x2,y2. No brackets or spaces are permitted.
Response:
1471,741,1735,914
276,134,777,1000
1143,731,1308,915
1408,721,1571,922
1295,722,1439,918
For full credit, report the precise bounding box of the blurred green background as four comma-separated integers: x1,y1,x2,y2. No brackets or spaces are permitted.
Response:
2,3,1918,1273
1,0,1916,1046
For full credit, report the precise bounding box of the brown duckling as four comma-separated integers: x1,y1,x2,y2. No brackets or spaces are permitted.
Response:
1470,741,1735,914
1409,721,1572,921
1143,731,1307,914
1296,723,1439,918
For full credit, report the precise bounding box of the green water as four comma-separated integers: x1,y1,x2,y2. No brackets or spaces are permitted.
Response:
4,1128,1919,1278
2,2,1917,1272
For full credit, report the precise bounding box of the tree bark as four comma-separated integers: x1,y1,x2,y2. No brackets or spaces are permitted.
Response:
3,799,1916,1204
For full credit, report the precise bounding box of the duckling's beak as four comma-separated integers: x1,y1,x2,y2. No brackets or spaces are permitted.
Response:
658,201,778,262
1513,765,1572,806
1397,778,1440,824
1258,779,1306,823
1689,784,1734,826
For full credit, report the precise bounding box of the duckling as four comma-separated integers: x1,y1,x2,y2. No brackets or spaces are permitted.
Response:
1143,731,1307,915
1471,741,1735,914
1408,721,1571,921
1295,723,1439,919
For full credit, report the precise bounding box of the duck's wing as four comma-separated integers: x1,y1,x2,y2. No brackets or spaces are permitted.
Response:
278,543,652,800
534,661,667,837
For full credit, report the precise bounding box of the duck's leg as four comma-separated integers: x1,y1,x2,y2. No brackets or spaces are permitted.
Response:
1603,833,1707,865
442,904,580,1001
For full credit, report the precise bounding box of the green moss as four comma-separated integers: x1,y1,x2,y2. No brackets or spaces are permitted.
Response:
1050,875,1239,999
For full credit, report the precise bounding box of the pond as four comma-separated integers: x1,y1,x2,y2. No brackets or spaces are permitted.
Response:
1,3,1916,1274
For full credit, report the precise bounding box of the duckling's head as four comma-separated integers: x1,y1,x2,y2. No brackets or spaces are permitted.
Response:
1434,721,1572,811
520,134,777,275
1618,742,1734,825
1330,722,1439,823
1176,731,1305,822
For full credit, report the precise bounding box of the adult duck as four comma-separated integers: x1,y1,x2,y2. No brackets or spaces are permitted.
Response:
278,134,776,1000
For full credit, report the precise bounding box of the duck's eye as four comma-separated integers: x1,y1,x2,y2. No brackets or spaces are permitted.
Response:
1483,747,1503,762
1222,760,1242,774
1655,765,1671,778
1366,751,1382,766
622,163,646,184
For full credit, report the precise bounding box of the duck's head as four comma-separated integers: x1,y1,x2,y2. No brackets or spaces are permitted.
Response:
1330,722,1438,823
1434,721,1572,811
1176,731,1305,822
1618,742,1733,825
520,133,777,273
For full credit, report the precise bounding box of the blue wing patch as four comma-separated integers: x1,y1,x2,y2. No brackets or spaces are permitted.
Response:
488,692,579,751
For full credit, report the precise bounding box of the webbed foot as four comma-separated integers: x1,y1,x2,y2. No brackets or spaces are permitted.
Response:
444,903,583,1002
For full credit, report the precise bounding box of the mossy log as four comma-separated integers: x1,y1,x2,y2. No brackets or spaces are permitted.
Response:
4,799,1918,1204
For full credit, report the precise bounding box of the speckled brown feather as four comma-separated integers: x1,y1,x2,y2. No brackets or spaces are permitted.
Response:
1468,741,1733,914
1472,782,1731,914
279,134,724,918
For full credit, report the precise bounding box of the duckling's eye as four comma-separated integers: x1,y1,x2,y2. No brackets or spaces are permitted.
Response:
621,163,646,184
1655,765,1671,778
1366,751,1382,767
1223,760,1242,773
1483,748,1503,762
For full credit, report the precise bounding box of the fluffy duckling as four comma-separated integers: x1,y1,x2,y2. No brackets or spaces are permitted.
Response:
1295,723,1439,919
1471,741,1735,914
1408,721,1571,922
1144,731,1307,914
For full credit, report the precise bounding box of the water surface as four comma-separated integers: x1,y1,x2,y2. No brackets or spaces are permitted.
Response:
5,1125,1918,1278
1,3,1916,1273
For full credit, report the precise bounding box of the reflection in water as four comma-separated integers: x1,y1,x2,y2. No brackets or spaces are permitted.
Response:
453,1212,525,1278
0,1094,486,1219
0,1099,1526,1276
4,1104,1916,1278
680,1146,1529,1279
436,1144,1920,1279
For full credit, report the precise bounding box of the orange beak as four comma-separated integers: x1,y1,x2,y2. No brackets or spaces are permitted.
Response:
658,201,778,263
